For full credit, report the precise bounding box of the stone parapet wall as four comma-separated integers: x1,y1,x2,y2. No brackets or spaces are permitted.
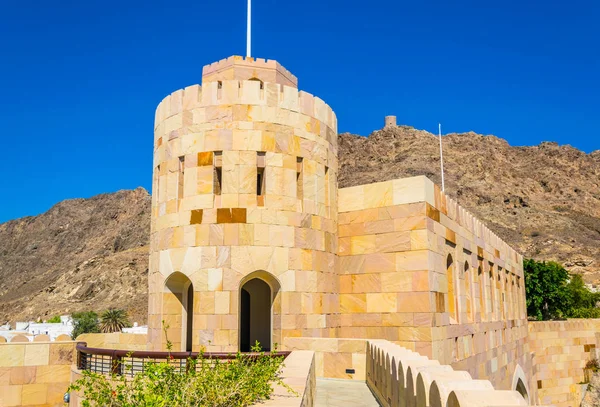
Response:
0,340,78,407
337,175,531,394
75,333,147,351
261,350,316,407
284,337,367,380
529,319,600,406
201,56,298,88
367,340,532,407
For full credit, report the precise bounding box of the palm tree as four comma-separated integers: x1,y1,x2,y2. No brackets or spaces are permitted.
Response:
99,309,131,333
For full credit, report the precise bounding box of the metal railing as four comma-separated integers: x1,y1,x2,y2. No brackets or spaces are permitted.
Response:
76,342,290,377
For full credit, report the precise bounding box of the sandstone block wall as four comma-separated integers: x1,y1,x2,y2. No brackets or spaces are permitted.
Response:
149,62,339,351
338,176,532,396
147,55,533,397
0,341,77,407
367,340,532,407
201,56,298,88
529,319,600,406
75,333,147,351
284,337,368,380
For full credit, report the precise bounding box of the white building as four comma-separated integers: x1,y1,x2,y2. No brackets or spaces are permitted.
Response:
122,322,148,335
0,315,74,342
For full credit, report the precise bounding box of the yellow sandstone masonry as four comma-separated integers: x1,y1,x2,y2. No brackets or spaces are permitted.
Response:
0,341,77,407
147,55,536,402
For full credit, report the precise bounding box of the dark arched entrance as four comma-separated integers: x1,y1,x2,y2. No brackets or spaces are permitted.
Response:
240,278,271,352
516,378,528,401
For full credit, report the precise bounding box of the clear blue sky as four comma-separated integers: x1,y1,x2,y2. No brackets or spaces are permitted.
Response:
0,0,598,222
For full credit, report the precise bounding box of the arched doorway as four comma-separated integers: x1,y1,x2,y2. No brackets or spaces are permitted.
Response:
240,278,271,352
164,272,194,352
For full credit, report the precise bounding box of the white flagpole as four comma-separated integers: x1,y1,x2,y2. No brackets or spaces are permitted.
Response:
439,123,445,192
246,0,251,57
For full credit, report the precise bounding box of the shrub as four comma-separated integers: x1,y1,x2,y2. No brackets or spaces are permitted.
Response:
569,308,600,319
47,315,62,323
68,342,292,407
586,358,600,371
525,259,570,320
525,258,600,320
72,311,100,339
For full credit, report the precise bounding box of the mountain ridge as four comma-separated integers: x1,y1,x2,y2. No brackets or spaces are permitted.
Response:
1,126,599,323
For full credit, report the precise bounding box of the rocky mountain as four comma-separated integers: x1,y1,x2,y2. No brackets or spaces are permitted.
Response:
0,188,151,324
1,125,599,324
339,126,600,283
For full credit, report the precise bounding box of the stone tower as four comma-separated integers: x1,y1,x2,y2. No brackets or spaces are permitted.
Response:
148,56,338,352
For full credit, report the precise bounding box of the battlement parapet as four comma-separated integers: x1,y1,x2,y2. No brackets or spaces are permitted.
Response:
154,79,337,134
338,175,523,274
202,55,298,88
367,340,534,407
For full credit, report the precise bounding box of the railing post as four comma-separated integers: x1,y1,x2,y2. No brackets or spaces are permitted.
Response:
111,350,121,375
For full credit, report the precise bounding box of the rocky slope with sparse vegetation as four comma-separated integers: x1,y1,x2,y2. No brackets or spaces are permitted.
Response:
1,125,599,324
0,188,150,324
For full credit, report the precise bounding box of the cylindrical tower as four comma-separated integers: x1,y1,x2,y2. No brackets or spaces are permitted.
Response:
384,115,397,128
148,56,339,352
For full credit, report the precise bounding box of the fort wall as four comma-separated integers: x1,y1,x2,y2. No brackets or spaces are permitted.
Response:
529,319,600,406
0,340,78,407
367,340,533,407
338,176,533,396
75,333,147,351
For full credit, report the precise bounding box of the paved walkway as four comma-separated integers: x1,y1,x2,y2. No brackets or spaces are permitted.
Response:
315,378,381,407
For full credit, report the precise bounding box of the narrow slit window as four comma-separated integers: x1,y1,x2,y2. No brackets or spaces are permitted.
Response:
214,152,222,196
178,156,185,206
156,165,161,203
257,167,265,196
256,152,266,206
296,157,303,200
324,166,330,207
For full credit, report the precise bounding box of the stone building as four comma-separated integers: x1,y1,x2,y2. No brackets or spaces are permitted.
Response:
148,55,533,398
4,54,598,407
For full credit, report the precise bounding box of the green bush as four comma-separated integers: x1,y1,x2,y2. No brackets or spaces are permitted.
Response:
47,315,62,323
525,258,600,320
568,308,600,319
69,342,292,407
525,259,570,320
71,311,100,339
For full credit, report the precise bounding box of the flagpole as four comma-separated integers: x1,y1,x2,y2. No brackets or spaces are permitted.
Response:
439,123,445,192
246,0,251,57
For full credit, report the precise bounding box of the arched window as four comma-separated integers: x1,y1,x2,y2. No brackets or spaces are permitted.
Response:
516,379,528,401
498,267,505,320
464,261,473,322
516,276,523,319
478,265,485,322
512,365,530,403
163,272,194,352
248,77,264,90
447,254,457,323
489,264,495,320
